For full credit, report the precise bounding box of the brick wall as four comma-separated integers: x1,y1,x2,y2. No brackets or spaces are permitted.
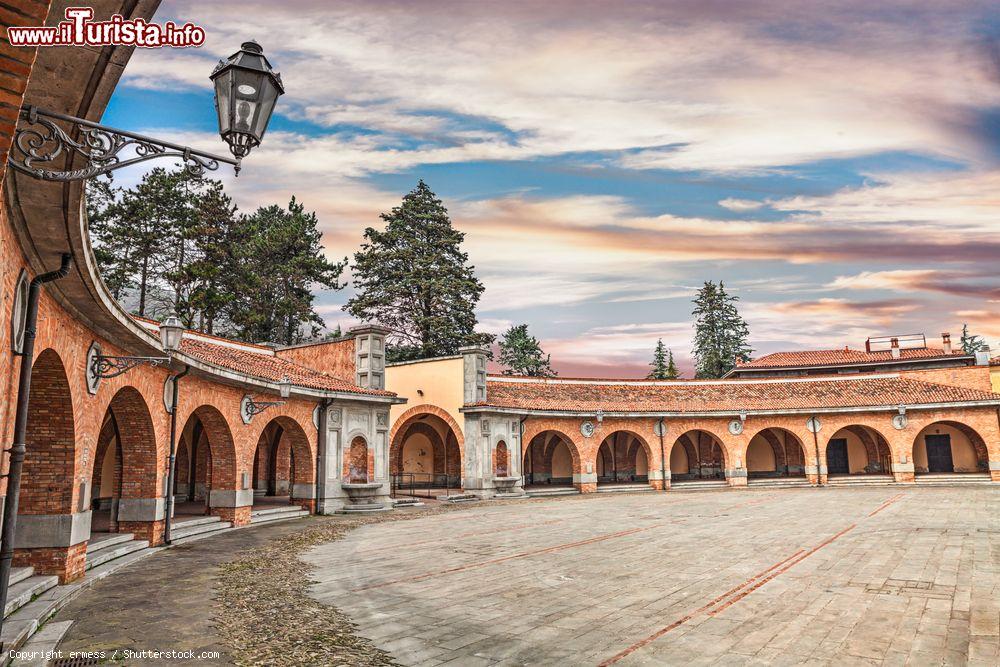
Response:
899,366,994,393
275,338,355,379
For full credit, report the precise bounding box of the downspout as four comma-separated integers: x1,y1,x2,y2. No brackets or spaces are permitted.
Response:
0,253,72,644
315,398,332,514
658,418,667,492
519,415,528,489
163,365,190,544
810,414,822,486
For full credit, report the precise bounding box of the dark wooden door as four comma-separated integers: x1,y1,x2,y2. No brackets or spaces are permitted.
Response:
827,438,849,474
925,435,954,473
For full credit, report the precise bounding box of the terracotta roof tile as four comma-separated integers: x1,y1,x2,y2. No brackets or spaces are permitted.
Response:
179,338,394,396
476,376,998,413
735,347,967,370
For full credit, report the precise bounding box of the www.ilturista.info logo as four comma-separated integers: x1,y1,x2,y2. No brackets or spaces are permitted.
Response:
7,7,206,48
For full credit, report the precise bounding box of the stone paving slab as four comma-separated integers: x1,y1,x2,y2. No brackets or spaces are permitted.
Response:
305,487,999,666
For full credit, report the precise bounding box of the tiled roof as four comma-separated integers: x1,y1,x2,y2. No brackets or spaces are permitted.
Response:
475,375,999,413
734,347,967,370
991,356,1000,367
179,338,393,396
134,318,393,397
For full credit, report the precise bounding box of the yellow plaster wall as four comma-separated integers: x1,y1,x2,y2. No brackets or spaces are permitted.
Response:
636,447,648,475
991,366,999,393
669,443,689,473
552,441,573,478
746,435,776,472
401,432,434,473
98,440,116,498
385,356,466,435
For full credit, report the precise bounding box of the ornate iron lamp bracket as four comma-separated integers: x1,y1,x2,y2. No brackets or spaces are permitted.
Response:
8,105,241,182
240,395,285,424
91,354,171,380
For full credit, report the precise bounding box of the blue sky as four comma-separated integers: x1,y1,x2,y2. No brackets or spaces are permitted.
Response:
106,0,1000,376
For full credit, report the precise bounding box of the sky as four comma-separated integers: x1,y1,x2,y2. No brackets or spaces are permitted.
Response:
104,0,1000,377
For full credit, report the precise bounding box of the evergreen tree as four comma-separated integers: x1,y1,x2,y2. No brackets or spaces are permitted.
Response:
85,176,126,297
498,324,556,377
345,180,493,361
186,181,241,334
648,339,669,379
225,198,346,345
665,348,680,380
691,281,752,378
959,323,989,354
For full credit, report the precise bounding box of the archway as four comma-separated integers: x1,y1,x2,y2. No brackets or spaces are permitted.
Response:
825,425,892,477
174,405,238,522
912,421,987,476
746,427,807,479
15,349,80,581
669,430,727,483
390,410,462,494
522,430,579,490
89,386,159,542
251,416,315,511
596,431,652,487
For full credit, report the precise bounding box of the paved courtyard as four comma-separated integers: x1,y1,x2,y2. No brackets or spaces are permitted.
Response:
306,487,1000,666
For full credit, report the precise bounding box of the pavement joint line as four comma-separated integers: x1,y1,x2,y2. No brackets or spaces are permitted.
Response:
349,523,663,592
596,491,905,666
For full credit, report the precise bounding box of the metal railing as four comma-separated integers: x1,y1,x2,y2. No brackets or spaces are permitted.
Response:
391,472,456,499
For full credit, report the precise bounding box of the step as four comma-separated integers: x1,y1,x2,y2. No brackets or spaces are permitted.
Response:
826,476,895,486
251,505,303,517
4,574,58,618
171,515,224,529
250,509,308,525
747,479,814,488
526,488,580,497
670,481,729,491
436,494,479,503
10,567,34,588
169,517,230,542
85,539,150,571
86,531,135,554
9,620,73,667
596,485,655,493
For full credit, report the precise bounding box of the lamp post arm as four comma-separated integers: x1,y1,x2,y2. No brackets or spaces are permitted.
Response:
9,105,241,182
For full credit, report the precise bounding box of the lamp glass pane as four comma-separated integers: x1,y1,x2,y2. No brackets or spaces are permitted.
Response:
213,69,232,135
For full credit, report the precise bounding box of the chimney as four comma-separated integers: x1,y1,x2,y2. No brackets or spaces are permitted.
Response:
975,347,991,366
890,337,900,359
941,332,952,355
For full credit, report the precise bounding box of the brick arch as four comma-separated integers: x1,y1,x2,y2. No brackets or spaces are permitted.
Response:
256,416,315,485
826,424,893,475
523,428,582,473
390,404,465,452
596,430,654,485
745,427,807,476
493,440,510,476
20,348,76,514
103,386,160,498
184,405,238,490
670,429,728,476
911,420,988,472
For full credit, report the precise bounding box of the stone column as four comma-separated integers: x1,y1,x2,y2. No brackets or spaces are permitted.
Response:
209,470,253,526
14,479,92,583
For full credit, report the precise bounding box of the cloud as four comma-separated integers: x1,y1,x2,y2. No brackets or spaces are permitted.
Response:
718,198,766,212
828,270,1000,300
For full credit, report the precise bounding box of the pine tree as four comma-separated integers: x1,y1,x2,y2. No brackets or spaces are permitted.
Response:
691,281,752,378
499,324,556,377
648,339,669,379
665,349,680,379
225,198,346,345
345,180,493,361
186,181,240,334
959,323,988,354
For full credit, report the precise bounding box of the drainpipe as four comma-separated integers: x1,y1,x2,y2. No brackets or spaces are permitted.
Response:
315,398,332,513
810,414,822,486
0,253,72,645
163,365,190,544
658,418,667,492
519,415,528,488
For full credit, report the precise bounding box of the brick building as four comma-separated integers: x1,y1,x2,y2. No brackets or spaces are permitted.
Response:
0,1,998,653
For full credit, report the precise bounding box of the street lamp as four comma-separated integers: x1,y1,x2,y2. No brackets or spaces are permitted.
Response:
211,40,284,160
86,315,186,392
240,376,291,423
159,314,185,353
8,41,282,180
